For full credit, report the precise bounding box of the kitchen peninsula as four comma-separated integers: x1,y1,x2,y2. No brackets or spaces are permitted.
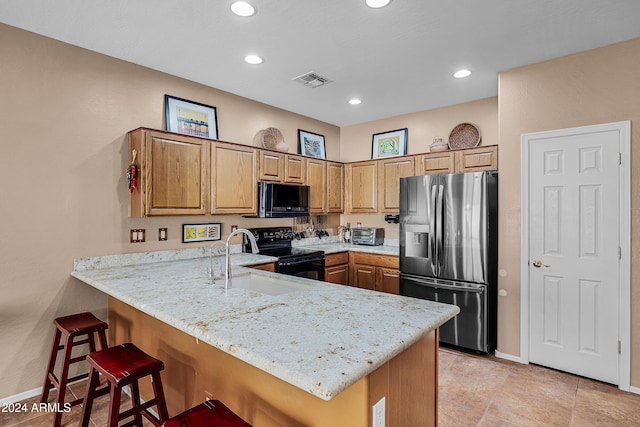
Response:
71,248,459,427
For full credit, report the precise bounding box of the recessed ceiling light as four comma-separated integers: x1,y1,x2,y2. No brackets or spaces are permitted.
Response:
453,69,472,78
349,98,362,105
366,0,391,8
244,54,263,64
231,1,255,17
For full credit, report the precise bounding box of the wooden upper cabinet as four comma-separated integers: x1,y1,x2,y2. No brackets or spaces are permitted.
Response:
128,128,210,217
416,151,455,175
284,154,306,184
347,160,377,213
416,146,498,174
326,162,344,213
259,151,283,182
306,158,326,213
259,151,306,183
455,145,498,172
211,142,258,215
378,157,415,213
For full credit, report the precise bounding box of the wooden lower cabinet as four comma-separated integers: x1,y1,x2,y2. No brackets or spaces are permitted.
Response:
349,252,399,295
109,297,438,427
324,252,349,285
376,267,400,295
352,264,376,290
248,262,276,272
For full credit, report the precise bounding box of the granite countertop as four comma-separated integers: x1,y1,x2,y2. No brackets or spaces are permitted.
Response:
300,241,400,256
71,246,457,401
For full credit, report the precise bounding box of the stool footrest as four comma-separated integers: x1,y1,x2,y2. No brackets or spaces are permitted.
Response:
66,372,89,384
119,398,160,421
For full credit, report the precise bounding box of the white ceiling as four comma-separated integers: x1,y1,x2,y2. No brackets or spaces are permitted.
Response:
1,0,639,126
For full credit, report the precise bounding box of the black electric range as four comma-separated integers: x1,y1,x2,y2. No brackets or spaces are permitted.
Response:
244,227,325,281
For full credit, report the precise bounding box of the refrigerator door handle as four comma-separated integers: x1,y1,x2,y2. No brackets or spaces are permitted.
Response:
436,184,444,271
430,184,437,272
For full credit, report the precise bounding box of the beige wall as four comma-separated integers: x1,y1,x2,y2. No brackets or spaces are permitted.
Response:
0,23,340,399
498,38,640,382
340,97,498,162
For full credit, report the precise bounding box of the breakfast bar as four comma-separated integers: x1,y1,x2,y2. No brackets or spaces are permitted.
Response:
71,248,459,427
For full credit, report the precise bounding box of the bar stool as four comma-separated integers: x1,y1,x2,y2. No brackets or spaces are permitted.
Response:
40,311,108,427
163,400,252,427
80,342,169,427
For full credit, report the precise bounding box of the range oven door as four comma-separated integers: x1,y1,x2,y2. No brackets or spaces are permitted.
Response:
277,256,325,281
400,274,489,353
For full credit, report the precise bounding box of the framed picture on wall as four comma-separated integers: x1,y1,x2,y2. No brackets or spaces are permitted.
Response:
371,128,408,159
165,95,219,139
182,223,221,243
298,129,326,159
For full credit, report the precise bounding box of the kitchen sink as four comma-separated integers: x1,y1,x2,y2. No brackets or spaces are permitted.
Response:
230,272,313,296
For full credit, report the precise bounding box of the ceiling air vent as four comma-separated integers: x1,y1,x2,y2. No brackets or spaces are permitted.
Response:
292,72,333,88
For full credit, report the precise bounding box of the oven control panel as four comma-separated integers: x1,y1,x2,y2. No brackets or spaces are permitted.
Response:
248,227,295,244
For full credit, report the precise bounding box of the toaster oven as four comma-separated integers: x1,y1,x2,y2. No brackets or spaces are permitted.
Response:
351,227,384,246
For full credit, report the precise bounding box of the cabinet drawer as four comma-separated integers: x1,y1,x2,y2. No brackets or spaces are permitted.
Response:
325,252,349,267
349,252,399,269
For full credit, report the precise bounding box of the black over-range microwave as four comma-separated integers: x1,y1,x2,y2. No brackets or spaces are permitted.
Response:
257,182,310,218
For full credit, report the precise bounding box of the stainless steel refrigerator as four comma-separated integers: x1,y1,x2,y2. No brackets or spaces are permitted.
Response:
399,171,498,353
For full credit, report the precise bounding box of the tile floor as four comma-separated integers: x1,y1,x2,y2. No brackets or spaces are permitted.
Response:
438,346,640,426
3,347,640,426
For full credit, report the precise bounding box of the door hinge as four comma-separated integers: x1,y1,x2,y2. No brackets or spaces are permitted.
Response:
619,247,622,260
619,152,622,165
618,341,622,354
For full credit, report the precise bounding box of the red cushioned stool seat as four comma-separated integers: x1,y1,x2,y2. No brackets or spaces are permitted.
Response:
40,312,108,427
163,400,252,427
79,342,169,427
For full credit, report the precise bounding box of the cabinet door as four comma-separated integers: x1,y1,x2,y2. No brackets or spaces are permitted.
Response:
455,145,498,172
376,268,400,295
284,155,306,184
249,262,276,272
351,264,376,290
211,142,258,214
259,151,283,182
325,264,349,285
378,157,415,212
326,162,344,213
347,161,377,213
306,158,326,213
416,152,455,175
129,129,210,216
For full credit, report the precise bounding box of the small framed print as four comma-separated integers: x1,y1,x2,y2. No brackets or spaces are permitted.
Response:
182,223,221,243
165,95,219,139
298,129,326,159
371,128,408,159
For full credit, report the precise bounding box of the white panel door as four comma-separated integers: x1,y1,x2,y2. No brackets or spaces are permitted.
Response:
528,129,620,384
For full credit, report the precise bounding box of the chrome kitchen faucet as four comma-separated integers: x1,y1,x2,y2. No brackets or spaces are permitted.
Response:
225,228,259,290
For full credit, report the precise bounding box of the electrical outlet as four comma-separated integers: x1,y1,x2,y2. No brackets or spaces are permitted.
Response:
158,228,167,241
373,397,385,427
130,229,145,243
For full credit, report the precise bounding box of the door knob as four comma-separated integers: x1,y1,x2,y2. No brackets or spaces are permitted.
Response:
532,260,550,268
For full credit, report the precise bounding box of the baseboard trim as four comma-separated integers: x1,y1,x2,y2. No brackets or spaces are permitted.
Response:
0,387,42,406
494,350,525,364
